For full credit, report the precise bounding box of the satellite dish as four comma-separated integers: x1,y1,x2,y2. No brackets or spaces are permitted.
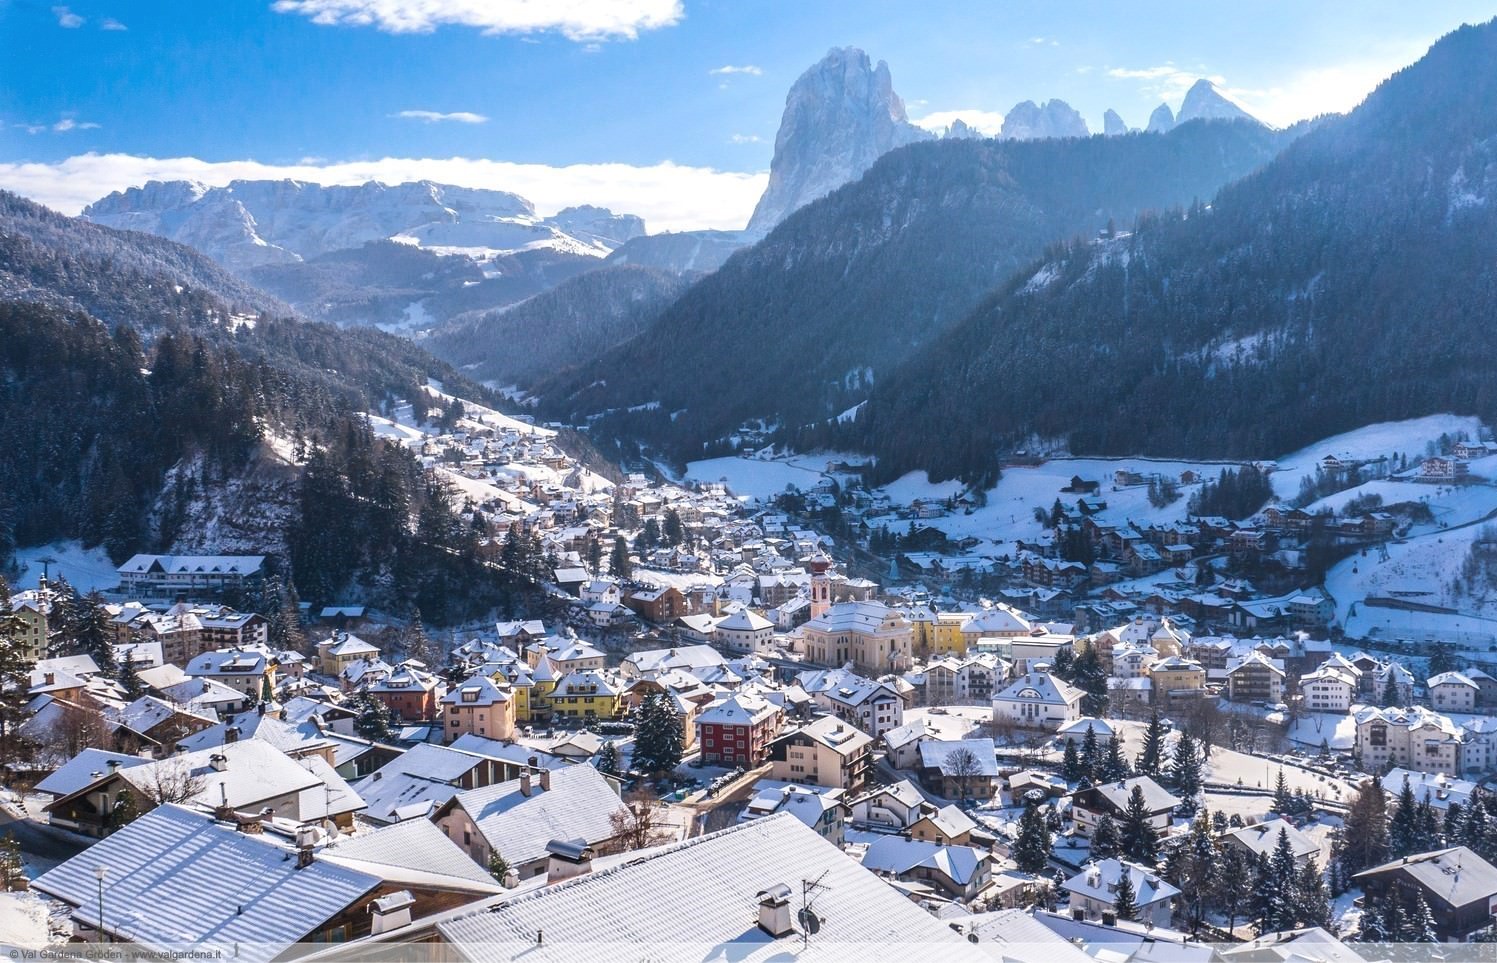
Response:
797,908,821,935
968,933,980,944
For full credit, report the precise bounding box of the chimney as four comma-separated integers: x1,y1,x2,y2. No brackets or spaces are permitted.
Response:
544,838,594,884
209,753,228,772
538,768,551,792
520,768,533,797
225,725,240,744
44,672,55,686
295,825,318,869
368,891,415,935
756,884,794,938
106,760,121,774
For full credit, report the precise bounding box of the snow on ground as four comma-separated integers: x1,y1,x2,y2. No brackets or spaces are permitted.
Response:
1325,522,1497,647
1304,477,1497,530
1270,414,1483,499
685,456,832,503
1202,744,1359,802
905,705,989,741
366,412,428,444
924,457,1237,550
0,891,54,949
632,568,724,592
880,471,965,506
421,384,555,438
1285,712,1359,750
12,541,118,593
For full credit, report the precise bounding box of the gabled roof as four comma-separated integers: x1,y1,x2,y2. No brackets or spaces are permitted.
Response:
698,693,780,727
717,609,774,632
1063,857,1181,907
34,748,150,798
995,672,1085,706
918,738,999,777
448,763,621,868
319,817,501,890
1224,819,1320,861
1353,847,1497,907
1075,775,1181,815
860,835,989,887
435,813,981,959
31,805,376,962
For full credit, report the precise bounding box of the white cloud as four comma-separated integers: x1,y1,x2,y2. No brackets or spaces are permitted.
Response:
53,5,84,28
1106,63,1224,103
271,0,683,42
728,133,762,144
51,118,101,132
1026,37,1059,47
709,64,762,76
393,109,489,124
100,18,127,30
911,109,1006,137
0,153,768,233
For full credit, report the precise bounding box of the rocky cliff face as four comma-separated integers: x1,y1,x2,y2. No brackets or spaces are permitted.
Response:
1000,99,1090,140
1103,109,1129,136
1147,102,1177,133
84,179,645,271
744,47,931,238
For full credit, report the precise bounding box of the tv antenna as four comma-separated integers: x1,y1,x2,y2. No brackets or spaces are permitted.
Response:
797,872,831,946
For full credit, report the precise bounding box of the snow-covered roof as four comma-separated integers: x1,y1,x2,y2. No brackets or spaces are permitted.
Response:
435,813,980,959
448,763,621,869
34,748,150,798
1224,818,1320,861
860,835,989,886
918,738,999,777
716,608,775,632
117,553,265,576
1063,857,1181,908
698,693,780,727
32,805,376,961
995,672,1085,707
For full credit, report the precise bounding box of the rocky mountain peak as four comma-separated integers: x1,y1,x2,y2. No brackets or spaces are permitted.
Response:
1147,102,1177,133
744,46,931,238
1103,109,1129,136
1000,99,1090,141
1177,79,1259,124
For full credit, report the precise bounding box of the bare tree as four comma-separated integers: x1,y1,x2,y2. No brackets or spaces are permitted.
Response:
946,747,983,804
142,756,205,806
604,790,668,853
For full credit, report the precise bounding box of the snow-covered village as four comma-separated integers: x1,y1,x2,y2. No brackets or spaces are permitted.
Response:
5,384,1497,958
8,4,1497,960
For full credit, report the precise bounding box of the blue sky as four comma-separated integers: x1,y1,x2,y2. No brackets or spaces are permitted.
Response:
1,0,1492,229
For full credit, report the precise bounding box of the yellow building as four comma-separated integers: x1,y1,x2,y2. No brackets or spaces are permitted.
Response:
931,612,973,657
800,601,914,675
550,670,621,721
485,660,536,722
7,593,49,663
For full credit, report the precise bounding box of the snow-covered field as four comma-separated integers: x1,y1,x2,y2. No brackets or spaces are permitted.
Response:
0,891,54,949
12,541,118,593
1270,414,1483,498
685,456,838,502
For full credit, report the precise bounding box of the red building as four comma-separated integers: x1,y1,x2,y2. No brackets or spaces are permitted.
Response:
367,662,445,722
696,693,783,767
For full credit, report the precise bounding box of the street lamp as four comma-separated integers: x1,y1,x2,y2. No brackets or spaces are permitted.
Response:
93,864,108,943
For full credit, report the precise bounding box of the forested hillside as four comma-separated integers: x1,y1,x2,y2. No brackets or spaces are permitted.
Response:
842,20,1497,485
426,265,692,386
537,119,1294,462
0,193,551,623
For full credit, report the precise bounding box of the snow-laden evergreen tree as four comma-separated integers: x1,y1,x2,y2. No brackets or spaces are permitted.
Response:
1136,712,1165,777
1013,801,1052,874
1062,739,1083,783
1113,868,1137,921
631,693,683,776
1120,784,1161,867
1342,778,1391,874
1091,813,1121,860
1100,736,1132,783
0,574,37,764
1170,730,1203,813
594,740,620,776
1080,724,1100,782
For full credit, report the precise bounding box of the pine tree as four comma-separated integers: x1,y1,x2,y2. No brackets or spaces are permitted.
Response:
1080,725,1100,782
1217,843,1250,935
1267,827,1301,932
1294,859,1331,931
595,740,620,776
610,535,632,579
1062,740,1083,783
1271,769,1293,814
1013,801,1052,873
1073,644,1110,716
1101,738,1132,783
1120,784,1161,866
0,832,22,890
1342,779,1391,875
1389,775,1421,858
1171,730,1203,813
631,693,683,776
1092,814,1121,860
0,575,35,765
1407,891,1438,943
1250,852,1277,935
353,690,393,741
1136,712,1165,777
73,591,116,677
1381,672,1400,707
1113,868,1137,921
